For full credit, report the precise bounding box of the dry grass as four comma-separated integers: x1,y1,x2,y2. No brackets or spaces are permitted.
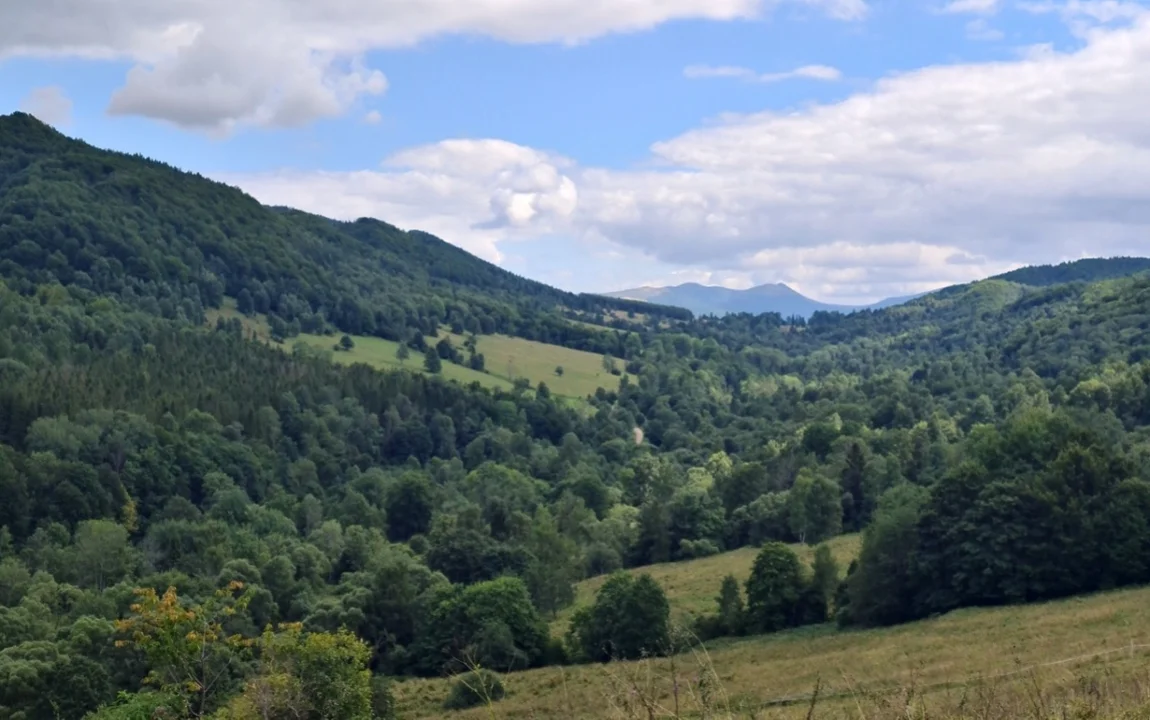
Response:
393,584,1150,719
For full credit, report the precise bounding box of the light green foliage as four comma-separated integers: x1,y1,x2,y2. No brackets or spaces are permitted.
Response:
787,469,843,544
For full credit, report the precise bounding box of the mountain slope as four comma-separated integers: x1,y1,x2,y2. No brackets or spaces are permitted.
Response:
0,112,687,351
993,257,1150,286
604,281,922,318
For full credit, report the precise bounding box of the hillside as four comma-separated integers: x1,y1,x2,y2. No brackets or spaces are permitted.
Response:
604,281,921,318
0,111,686,353
393,584,1150,718
994,256,1150,286
552,534,862,634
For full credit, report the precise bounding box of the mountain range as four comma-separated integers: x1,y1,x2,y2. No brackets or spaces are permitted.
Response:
602,282,925,318
605,256,1150,318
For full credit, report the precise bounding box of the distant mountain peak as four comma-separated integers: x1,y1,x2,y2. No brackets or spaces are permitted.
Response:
601,281,911,318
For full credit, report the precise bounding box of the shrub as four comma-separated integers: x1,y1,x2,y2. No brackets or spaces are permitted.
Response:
679,538,720,559
442,670,505,710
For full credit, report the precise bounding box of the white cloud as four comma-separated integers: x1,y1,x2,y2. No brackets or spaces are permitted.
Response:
0,0,862,133
965,18,1005,40
228,9,1150,302
942,0,1001,14
19,86,73,126
363,110,382,125
685,63,842,83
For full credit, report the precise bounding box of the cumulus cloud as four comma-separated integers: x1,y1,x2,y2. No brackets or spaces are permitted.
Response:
19,86,73,126
0,0,861,132
684,64,842,83
228,8,1150,301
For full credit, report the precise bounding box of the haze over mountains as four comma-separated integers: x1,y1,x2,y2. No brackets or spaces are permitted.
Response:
606,256,1150,318
603,282,922,318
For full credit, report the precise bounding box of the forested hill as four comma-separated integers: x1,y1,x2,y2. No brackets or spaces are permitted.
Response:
0,111,685,348
6,108,1150,720
993,256,1150,287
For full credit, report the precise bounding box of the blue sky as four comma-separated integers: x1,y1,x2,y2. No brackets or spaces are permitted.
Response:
3,1,1149,302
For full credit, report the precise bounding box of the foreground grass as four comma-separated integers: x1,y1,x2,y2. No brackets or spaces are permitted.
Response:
207,300,617,397
552,535,862,636
394,583,1150,719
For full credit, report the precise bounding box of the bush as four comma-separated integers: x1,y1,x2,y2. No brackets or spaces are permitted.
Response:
567,572,670,662
678,538,720,559
443,670,505,710
371,675,397,719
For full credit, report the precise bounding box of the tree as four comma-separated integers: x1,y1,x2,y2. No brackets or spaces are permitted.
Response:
114,583,254,718
73,519,135,591
339,334,355,351
395,343,410,362
554,366,564,377
414,577,548,675
840,484,929,627
810,543,839,613
568,572,669,662
841,442,867,530
716,574,745,636
423,348,442,373
436,337,456,361
744,542,806,634
787,470,842,544
522,508,577,618
218,624,373,720
385,474,434,542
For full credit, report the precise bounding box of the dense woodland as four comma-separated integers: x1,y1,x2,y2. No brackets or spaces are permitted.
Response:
3,112,1150,719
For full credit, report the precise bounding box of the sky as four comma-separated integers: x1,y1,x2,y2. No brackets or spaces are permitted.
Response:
3,1,1150,304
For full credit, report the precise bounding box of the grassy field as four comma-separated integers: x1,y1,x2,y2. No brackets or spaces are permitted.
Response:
439,330,621,398
294,333,514,390
552,535,862,636
393,583,1150,719
206,300,620,397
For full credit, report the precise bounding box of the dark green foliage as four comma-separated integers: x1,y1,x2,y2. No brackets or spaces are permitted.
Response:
810,543,839,612
715,574,745,636
370,675,398,720
4,111,1150,717
744,542,811,634
414,577,548,675
993,257,1150,287
442,670,505,710
568,572,670,662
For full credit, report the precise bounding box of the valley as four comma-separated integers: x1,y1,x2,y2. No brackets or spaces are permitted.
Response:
3,112,1150,720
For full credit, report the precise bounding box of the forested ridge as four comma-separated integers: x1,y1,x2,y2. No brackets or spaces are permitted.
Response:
3,111,1150,719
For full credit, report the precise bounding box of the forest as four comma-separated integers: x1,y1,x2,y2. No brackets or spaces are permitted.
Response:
3,111,1150,718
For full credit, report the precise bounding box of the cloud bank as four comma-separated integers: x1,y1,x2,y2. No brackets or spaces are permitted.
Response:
0,0,862,132
228,9,1150,301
